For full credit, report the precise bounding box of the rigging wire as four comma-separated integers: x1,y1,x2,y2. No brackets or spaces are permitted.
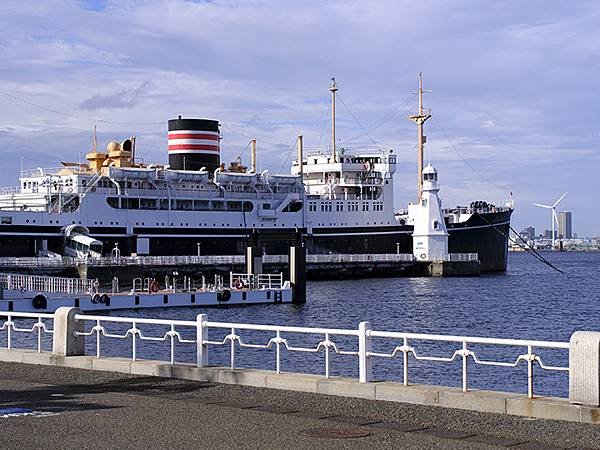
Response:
336,94,383,151
235,139,252,161
431,115,511,192
315,101,331,152
0,88,164,127
278,138,299,173
475,211,564,273
341,93,416,146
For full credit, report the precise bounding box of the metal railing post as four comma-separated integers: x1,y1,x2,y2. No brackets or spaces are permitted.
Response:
462,341,469,392
527,345,534,399
403,337,409,386
358,321,372,383
325,332,330,379
196,314,209,367
132,321,137,362
276,330,281,374
230,327,236,370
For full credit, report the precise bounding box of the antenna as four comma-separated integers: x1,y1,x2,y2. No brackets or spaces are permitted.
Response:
92,125,97,152
408,73,432,201
330,77,338,163
533,192,567,250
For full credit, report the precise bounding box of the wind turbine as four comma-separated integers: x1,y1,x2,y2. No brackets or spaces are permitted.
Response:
533,192,567,250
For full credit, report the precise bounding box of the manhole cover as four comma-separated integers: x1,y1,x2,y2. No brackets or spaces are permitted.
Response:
302,427,371,439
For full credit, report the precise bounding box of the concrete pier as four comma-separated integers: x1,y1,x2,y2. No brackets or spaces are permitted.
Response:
1,359,600,449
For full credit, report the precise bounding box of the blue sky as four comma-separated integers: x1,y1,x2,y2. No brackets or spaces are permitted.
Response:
0,0,598,235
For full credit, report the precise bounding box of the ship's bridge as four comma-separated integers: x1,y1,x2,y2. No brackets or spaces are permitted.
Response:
291,149,396,200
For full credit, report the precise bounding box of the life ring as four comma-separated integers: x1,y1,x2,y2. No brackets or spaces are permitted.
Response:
100,294,110,305
91,293,101,304
420,253,427,259
218,289,231,302
32,294,47,310
233,278,244,290
150,280,160,293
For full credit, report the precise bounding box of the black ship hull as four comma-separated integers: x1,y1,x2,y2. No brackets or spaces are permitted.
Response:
0,210,512,273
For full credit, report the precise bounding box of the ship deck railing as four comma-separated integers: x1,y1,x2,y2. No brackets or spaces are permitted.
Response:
0,272,97,295
0,253,483,269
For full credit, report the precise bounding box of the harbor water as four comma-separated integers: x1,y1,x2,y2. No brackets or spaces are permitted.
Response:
4,252,599,398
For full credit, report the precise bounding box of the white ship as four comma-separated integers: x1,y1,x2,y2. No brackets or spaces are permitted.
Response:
0,77,513,272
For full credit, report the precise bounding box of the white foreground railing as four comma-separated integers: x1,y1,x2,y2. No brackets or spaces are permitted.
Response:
0,311,54,352
0,310,570,399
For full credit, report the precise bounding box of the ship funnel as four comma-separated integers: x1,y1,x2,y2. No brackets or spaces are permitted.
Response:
168,117,220,173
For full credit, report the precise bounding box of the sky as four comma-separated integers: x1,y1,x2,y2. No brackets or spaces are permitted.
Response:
0,0,598,236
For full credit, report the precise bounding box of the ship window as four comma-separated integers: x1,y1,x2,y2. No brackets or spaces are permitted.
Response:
106,197,119,209
124,198,140,209
141,199,157,210
194,200,209,211
227,201,242,211
212,201,224,210
159,199,169,210
433,220,440,230
282,202,302,212
263,203,271,209
422,199,428,206
177,199,193,210
243,202,253,212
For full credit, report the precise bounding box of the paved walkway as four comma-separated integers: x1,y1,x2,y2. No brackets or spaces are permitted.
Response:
0,362,598,450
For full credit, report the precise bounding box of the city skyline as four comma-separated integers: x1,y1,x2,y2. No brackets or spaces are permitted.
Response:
0,1,599,234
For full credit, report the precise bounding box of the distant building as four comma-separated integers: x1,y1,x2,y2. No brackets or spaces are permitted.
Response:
544,229,557,239
558,211,572,239
522,226,535,241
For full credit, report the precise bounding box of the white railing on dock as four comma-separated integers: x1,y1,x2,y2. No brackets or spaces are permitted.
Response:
0,253,422,269
445,253,478,262
0,310,568,399
0,311,54,353
0,273,97,295
265,253,416,264
229,273,284,290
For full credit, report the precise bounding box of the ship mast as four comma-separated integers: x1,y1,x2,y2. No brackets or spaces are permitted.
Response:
330,77,338,163
408,73,431,201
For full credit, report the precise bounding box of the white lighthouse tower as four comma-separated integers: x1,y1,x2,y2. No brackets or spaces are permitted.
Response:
410,164,448,261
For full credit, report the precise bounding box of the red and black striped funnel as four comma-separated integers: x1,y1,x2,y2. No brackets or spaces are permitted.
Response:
168,117,220,173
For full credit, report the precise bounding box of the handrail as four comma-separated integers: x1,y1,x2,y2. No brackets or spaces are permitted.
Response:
1,310,570,399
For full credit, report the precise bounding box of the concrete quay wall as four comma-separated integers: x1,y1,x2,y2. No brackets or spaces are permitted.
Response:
2,348,599,425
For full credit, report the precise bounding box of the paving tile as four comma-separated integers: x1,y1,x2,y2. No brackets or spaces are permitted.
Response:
219,401,262,409
368,422,429,433
292,411,340,420
416,427,476,440
327,416,382,426
252,405,300,414
512,443,567,450
466,434,530,447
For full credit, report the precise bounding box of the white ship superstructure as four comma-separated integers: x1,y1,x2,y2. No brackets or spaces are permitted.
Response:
0,76,513,272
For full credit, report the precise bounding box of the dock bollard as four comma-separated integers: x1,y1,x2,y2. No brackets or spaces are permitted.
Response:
52,307,85,356
569,331,600,406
